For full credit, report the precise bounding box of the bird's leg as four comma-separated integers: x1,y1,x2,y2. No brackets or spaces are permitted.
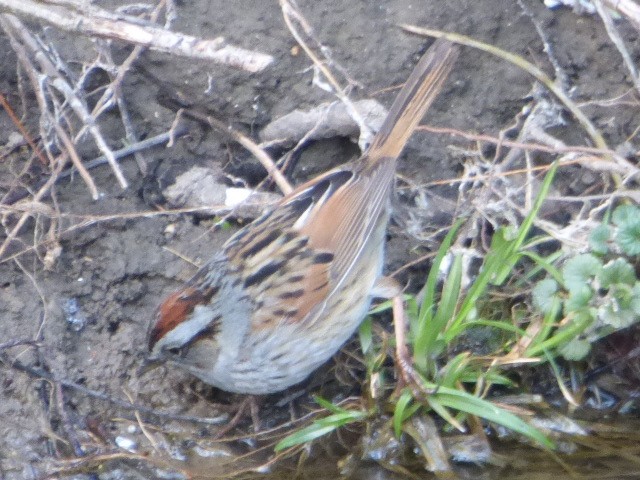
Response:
213,395,263,438
373,276,435,399
391,294,437,399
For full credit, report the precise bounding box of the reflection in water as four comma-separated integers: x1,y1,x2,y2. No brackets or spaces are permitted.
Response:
41,412,640,479
159,416,640,479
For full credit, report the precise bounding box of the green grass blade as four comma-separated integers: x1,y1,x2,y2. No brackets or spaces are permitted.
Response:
433,386,554,448
527,295,563,353
446,253,501,340
427,395,466,432
313,395,344,413
419,219,466,325
275,408,368,451
358,317,373,355
415,254,463,370
393,389,414,437
525,309,593,357
447,163,559,340
520,250,565,286
465,319,529,336
432,253,463,331
438,352,470,388
493,161,559,285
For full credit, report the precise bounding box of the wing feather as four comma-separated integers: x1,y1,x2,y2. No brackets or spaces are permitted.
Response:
221,39,459,329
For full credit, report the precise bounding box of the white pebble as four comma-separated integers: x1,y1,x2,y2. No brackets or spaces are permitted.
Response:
115,436,137,452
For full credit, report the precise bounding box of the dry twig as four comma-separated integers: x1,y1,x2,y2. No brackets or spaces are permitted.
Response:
594,0,640,94
0,0,273,72
279,0,374,151
0,13,126,193
602,0,640,31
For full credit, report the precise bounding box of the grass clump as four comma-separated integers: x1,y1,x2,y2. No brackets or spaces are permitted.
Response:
277,163,640,465
277,163,561,454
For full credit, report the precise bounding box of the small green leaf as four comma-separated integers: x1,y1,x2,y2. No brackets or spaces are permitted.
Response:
598,305,636,329
532,278,559,314
559,338,591,360
313,395,342,413
598,258,636,289
589,224,611,255
359,317,373,354
599,284,639,329
612,204,639,226
562,254,602,293
613,283,634,308
564,285,592,313
275,424,338,451
616,219,640,256
216,219,232,230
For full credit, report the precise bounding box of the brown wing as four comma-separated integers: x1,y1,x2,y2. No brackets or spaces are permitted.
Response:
296,159,395,288
225,169,354,329
225,39,459,329
295,38,460,292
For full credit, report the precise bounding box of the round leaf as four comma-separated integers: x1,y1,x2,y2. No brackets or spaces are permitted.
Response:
589,224,611,255
564,285,593,313
532,278,559,314
559,338,591,361
562,254,602,293
598,300,638,329
612,204,639,226
598,258,636,289
616,219,640,256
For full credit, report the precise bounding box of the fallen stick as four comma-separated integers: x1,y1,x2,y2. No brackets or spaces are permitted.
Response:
1,126,188,206
0,0,273,72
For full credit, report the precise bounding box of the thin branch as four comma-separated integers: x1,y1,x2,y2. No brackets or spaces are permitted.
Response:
1,126,188,206
594,0,640,94
0,0,273,72
1,14,129,189
0,93,48,166
0,151,68,260
401,25,611,156
53,121,99,199
602,0,640,31
185,109,293,195
89,0,169,176
279,0,373,151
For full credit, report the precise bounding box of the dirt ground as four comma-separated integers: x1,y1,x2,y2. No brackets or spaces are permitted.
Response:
0,0,638,478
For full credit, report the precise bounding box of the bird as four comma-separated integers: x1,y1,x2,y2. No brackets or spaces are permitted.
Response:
146,39,459,395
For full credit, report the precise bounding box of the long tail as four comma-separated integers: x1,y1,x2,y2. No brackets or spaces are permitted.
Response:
367,38,459,162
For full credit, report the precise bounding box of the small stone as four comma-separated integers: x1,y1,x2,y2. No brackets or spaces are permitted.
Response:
115,436,137,453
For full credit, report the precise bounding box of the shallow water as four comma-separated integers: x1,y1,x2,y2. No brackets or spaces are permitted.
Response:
150,415,640,480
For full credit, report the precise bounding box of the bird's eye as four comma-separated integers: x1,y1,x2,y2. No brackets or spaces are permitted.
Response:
166,347,182,356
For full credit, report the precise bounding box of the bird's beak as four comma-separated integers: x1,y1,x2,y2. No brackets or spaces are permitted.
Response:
136,357,163,378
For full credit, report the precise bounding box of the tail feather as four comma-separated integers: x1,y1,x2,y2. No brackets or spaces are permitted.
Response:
367,39,459,161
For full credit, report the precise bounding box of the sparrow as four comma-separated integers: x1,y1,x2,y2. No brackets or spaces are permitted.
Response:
146,39,459,395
